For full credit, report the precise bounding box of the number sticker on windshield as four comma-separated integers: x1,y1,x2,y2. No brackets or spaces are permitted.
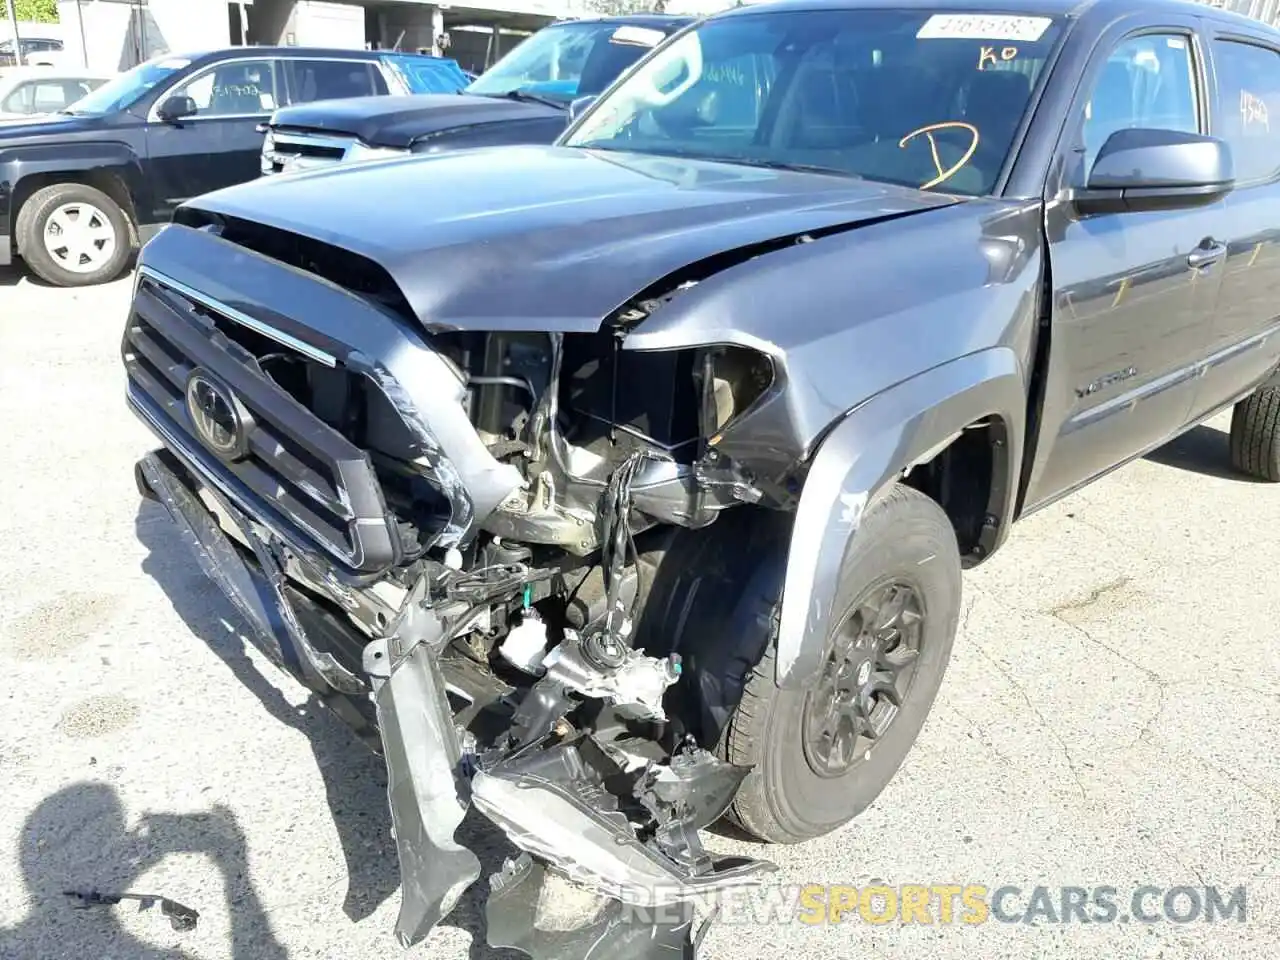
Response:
917,14,1053,42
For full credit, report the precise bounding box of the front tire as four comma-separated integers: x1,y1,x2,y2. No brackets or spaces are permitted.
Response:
16,182,132,287
1229,376,1280,481
722,484,962,844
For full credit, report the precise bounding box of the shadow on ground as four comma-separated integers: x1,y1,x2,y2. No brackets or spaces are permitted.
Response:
0,254,137,288
132,500,523,959
1145,423,1262,482
0,780,286,959
0,264,31,288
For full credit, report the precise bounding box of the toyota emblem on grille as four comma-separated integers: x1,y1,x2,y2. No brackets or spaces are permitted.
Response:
185,370,253,462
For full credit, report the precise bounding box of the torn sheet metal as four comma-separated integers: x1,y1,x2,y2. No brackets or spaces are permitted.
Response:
364,592,481,947
472,745,776,906
137,451,363,695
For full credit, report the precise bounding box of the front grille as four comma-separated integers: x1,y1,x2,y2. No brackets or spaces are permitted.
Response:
123,270,401,575
262,130,352,175
280,140,348,159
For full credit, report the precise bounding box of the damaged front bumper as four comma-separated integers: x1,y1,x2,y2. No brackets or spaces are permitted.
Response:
136,449,775,958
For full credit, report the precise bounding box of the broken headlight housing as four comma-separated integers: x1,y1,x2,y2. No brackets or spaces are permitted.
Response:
699,345,776,442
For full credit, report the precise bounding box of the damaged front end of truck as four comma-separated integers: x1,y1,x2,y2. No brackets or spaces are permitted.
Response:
125,253,784,955
123,241,793,955
119,139,1003,956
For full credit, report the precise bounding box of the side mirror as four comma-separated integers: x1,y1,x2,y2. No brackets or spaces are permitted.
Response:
157,94,198,123
568,94,597,122
1071,128,1233,214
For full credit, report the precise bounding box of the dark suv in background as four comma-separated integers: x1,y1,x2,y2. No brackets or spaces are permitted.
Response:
0,46,469,287
261,15,692,175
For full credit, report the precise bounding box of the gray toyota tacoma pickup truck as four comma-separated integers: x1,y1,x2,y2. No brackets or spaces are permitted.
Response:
120,0,1280,955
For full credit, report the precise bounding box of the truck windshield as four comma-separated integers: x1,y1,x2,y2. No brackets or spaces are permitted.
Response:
63,55,192,115
564,9,1064,196
382,54,471,93
465,20,670,103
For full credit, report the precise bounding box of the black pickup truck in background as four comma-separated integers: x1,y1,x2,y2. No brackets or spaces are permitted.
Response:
260,14,693,174
0,47,468,287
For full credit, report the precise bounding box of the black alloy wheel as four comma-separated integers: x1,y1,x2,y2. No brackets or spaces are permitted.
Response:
801,580,924,778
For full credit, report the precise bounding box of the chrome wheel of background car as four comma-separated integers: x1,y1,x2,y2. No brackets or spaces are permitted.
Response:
801,580,924,778
42,201,117,274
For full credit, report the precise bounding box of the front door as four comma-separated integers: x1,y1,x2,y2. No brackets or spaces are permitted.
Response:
143,58,280,223
1023,26,1230,509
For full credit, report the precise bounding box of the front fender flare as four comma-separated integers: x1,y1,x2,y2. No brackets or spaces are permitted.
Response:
775,347,1026,689
1,142,144,234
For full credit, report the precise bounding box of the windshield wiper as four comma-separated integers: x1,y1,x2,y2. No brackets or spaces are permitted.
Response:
572,143,862,179
498,89,567,110
728,158,862,179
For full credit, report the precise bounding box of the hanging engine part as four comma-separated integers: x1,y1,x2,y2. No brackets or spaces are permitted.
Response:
541,631,682,721
499,607,550,676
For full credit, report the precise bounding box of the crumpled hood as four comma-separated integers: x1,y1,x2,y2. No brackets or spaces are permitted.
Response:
181,144,960,333
268,93,564,148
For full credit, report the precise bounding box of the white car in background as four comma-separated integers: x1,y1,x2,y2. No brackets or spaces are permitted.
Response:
0,34,64,67
0,67,114,122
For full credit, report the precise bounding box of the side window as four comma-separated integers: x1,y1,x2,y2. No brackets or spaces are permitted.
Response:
63,80,99,105
1081,33,1200,174
285,60,381,104
1,82,35,114
167,59,278,117
31,82,73,113
1212,39,1280,183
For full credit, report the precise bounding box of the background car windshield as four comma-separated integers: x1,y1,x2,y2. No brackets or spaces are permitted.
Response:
564,9,1063,195
382,54,471,93
66,56,191,114
466,21,666,101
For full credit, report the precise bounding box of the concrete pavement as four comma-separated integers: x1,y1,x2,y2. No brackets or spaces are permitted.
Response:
1,269,1277,960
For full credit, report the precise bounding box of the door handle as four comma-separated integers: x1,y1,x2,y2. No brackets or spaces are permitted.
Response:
1187,240,1227,269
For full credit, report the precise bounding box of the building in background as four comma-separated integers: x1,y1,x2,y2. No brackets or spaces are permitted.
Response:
39,0,1280,84
52,0,678,76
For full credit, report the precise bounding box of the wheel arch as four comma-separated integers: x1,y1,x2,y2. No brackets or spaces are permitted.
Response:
5,152,144,254
775,346,1026,689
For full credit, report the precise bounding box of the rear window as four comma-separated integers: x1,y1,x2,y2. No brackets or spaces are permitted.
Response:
1,78,100,114
285,59,388,104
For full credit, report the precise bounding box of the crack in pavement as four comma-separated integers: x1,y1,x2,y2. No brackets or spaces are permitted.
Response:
958,588,1093,798
966,638,1090,802
1051,617,1168,753
1048,576,1134,618
942,701,1014,766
